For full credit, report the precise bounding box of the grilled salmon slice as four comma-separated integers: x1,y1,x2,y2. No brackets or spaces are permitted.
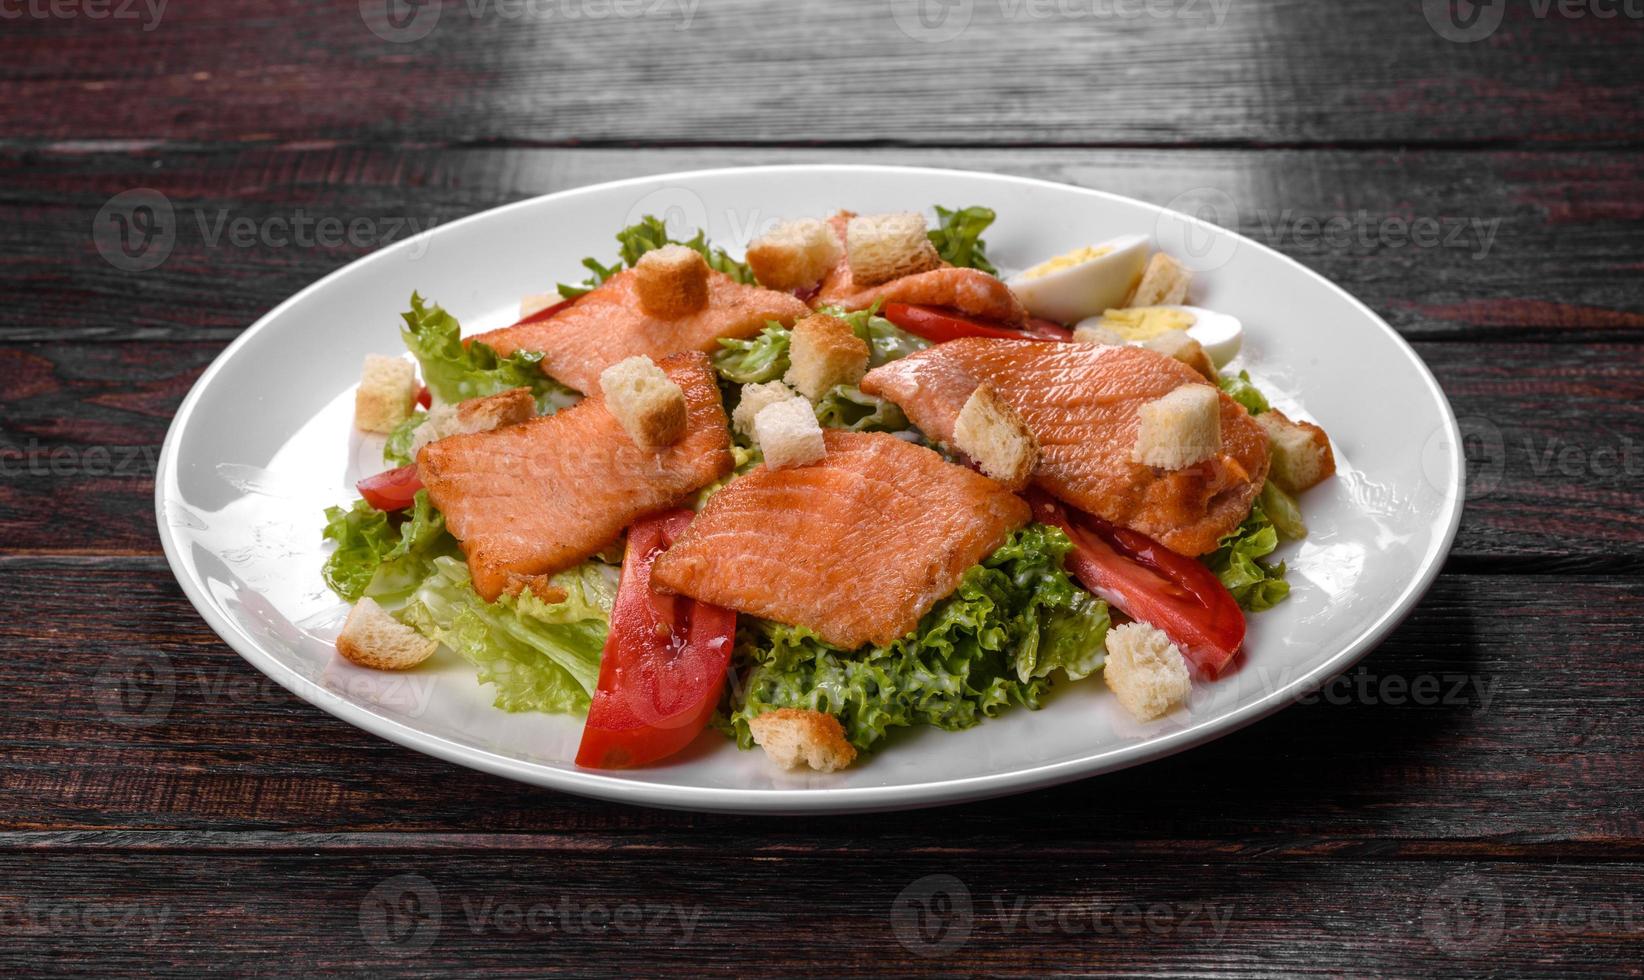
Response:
861,339,1270,556
651,431,1030,650
417,351,732,602
813,212,1029,326
471,269,809,395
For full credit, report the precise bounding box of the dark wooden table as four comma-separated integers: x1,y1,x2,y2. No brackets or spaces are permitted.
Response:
3,1,1642,974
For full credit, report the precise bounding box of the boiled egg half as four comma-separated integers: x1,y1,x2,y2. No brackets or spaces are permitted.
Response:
1005,234,1150,325
1075,306,1244,367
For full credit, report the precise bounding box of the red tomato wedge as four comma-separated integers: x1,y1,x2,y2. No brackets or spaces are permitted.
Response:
1030,492,1244,677
576,509,738,769
357,464,424,512
415,385,432,409
881,303,1072,344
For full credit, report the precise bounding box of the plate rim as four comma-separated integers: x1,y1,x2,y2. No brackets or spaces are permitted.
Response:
155,163,1466,814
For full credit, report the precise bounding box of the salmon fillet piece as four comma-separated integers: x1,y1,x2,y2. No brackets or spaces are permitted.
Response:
651,431,1030,650
814,212,1028,326
472,269,810,395
417,351,733,602
861,339,1270,556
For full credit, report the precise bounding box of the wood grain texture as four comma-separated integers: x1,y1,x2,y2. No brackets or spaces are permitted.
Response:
4,146,1641,343
0,852,1640,976
2,561,1639,852
5,340,1640,560
0,0,1641,147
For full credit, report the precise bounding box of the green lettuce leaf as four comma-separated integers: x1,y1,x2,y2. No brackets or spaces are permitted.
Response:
1202,494,1291,611
558,215,753,298
400,293,575,408
321,490,455,603
382,411,426,467
711,305,928,387
397,556,615,715
813,385,909,434
727,525,1108,751
1218,370,1271,415
928,205,999,275
1260,480,1307,540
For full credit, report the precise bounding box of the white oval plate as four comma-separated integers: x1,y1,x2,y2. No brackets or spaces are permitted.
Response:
157,166,1464,814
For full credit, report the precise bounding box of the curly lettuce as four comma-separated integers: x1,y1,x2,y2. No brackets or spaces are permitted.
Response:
397,556,615,715
1219,370,1270,415
1203,490,1292,612
558,215,753,298
321,491,455,603
928,205,999,275
400,293,575,409
728,525,1109,751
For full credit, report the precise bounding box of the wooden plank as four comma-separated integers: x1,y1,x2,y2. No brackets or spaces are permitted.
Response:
0,0,1641,146
4,146,1640,344
4,339,1639,560
1,562,1639,853
0,852,1640,975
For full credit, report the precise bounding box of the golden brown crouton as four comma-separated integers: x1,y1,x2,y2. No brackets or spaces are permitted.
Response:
748,708,857,772
1133,384,1221,470
845,212,942,287
1128,252,1192,308
745,218,843,292
599,355,689,450
410,387,537,457
784,313,870,401
753,397,826,470
1143,329,1218,382
633,244,710,319
731,380,799,438
354,354,418,434
953,384,1039,490
336,598,438,671
1256,410,1337,493
1104,622,1191,722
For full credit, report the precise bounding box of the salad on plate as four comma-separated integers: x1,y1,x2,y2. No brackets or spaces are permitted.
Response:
322,205,1337,772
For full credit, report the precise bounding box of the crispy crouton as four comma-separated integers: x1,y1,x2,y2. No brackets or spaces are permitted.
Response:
519,293,559,319
1256,409,1337,493
336,597,438,671
953,384,1038,490
1073,323,1126,346
1143,328,1217,382
633,244,710,319
753,397,825,470
746,218,843,292
1128,252,1192,308
748,708,857,772
354,354,418,434
732,380,799,438
599,356,688,450
410,387,537,457
1104,622,1191,722
845,212,943,287
784,313,870,401
1133,383,1221,470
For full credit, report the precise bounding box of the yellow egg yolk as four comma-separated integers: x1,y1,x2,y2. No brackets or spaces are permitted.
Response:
1019,244,1114,281
1097,307,1198,341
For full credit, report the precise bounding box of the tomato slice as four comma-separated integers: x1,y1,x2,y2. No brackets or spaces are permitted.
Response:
415,385,432,409
1030,492,1244,677
357,464,424,512
576,509,738,769
881,303,1071,344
